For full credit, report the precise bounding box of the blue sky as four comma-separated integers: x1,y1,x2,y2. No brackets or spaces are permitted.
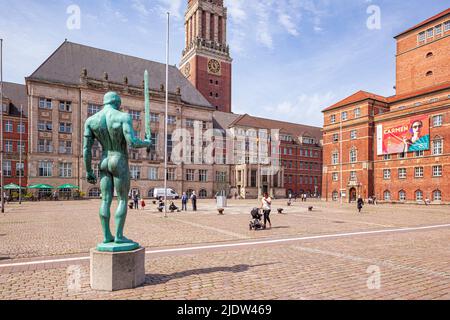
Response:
0,0,448,127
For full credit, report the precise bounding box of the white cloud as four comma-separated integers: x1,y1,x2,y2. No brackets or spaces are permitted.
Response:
278,13,300,36
255,1,274,49
132,0,150,16
226,0,247,23
157,0,183,19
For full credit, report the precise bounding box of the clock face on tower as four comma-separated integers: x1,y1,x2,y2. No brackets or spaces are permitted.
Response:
208,59,221,74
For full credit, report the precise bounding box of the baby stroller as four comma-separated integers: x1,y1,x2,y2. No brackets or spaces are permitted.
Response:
249,208,264,230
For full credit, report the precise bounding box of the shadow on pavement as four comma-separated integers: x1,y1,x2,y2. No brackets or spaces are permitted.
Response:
145,263,278,286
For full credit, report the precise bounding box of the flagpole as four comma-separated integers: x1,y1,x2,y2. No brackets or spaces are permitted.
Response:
1,38,4,213
163,12,170,218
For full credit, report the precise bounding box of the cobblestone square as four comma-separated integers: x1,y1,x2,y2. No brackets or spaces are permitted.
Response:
1,199,450,300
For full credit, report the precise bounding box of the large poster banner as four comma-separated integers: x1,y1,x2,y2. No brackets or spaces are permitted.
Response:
377,115,430,155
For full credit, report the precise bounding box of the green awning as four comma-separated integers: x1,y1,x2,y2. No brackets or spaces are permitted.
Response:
57,184,79,189
28,184,55,189
3,183,23,190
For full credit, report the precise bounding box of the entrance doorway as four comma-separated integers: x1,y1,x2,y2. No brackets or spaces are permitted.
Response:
349,188,357,203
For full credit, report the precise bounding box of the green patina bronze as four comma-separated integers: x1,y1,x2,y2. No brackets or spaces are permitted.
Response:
84,72,151,252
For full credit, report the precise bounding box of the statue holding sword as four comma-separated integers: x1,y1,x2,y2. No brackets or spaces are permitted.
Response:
83,71,152,252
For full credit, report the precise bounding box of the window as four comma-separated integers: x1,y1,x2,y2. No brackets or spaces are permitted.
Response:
88,104,101,116
215,171,226,183
5,120,13,132
332,191,339,201
350,148,357,163
59,101,72,112
433,165,442,177
433,115,443,127
433,190,442,201
426,28,434,38
130,166,141,180
17,141,25,153
148,167,158,180
199,170,208,182
350,171,357,181
186,119,195,128
399,190,406,201
59,163,73,178
89,188,101,198
384,154,391,160
341,112,348,121
415,190,423,201
354,108,361,118
38,139,52,153
59,141,72,154
332,152,339,165
414,150,424,157
167,115,176,125
38,121,52,131
3,160,11,177
38,161,52,177
39,98,52,109
445,21,450,32
16,162,24,177
418,32,425,42
383,169,391,180
415,167,424,178
129,110,141,120
435,24,442,35
186,169,195,181
332,172,338,181
350,130,357,140
167,168,175,181
330,115,336,124
426,71,433,77
17,123,25,133
199,189,208,199
149,113,159,123
59,122,72,133
398,168,407,179
384,191,391,201
4,140,13,153
432,138,443,155
426,52,434,58
398,152,406,159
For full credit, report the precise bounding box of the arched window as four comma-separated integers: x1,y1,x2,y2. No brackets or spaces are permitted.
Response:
199,189,208,199
186,189,194,197
384,190,391,201
426,71,433,77
332,191,339,201
433,190,442,201
415,190,423,201
89,188,101,198
399,190,406,201
350,148,357,163
432,136,443,155
426,52,433,58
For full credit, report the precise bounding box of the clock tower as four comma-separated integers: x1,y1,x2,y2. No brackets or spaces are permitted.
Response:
179,0,232,113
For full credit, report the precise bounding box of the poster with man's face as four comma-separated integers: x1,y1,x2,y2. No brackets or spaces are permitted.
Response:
377,115,430,156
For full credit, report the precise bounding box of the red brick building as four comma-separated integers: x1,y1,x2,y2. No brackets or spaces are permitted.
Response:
1,82,28,188
322,8,450,204
179,0,232,113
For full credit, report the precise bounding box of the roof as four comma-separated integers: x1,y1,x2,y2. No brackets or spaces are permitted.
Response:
213,111,241,131
387,81,450,103
27,41,212,108
228,114,322,141
1,82,28,116
395,8,450,38
322,90,387,113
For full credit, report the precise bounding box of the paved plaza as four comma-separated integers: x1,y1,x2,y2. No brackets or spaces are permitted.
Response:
1,199,450,300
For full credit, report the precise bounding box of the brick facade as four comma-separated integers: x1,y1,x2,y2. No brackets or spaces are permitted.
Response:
322,8,450,204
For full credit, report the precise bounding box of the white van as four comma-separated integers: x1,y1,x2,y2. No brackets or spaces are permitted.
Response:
153,188,179,200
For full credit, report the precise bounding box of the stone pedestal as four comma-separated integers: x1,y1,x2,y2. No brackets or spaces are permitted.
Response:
90,247,146,291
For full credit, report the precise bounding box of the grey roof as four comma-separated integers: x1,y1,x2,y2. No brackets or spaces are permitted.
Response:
1,82,27,116
28,41,212,108
213,111,241,131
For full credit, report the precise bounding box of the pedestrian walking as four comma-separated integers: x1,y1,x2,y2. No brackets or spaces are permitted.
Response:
261,192,272,229
191,191,197,211
133,193,139,210
140,198,146,210
357,196,364,213
181,192,188,211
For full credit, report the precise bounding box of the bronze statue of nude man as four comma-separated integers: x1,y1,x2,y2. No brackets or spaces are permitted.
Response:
84,91,151,251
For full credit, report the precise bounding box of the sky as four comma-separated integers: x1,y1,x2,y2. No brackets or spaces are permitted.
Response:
0,0,448,127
